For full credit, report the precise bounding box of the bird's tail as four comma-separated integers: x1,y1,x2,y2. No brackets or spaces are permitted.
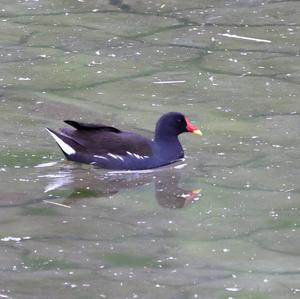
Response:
46,128,82,157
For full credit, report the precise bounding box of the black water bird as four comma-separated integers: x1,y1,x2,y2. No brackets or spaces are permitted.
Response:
46,112,202,170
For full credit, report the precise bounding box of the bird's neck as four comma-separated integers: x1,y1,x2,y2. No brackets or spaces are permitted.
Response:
154,134,184,161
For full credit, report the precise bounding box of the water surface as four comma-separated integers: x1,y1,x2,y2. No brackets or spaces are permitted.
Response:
0,0,300,298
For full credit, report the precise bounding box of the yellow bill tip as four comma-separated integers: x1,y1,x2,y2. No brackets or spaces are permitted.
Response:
192,189,202,194
192,129,203,136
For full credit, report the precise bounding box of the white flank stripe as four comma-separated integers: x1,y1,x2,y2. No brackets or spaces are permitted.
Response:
107,153,124,161
219,33,271,43
126,151,149,159
108,153,118,159
46,129,76,155
94,155,108,160
116,155,124,161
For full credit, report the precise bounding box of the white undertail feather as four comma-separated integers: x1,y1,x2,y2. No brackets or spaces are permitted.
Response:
46,128,76,155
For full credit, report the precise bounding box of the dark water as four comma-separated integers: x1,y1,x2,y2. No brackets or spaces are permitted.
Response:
0,0,300,298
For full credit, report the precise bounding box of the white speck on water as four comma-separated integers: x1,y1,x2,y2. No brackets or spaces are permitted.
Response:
226,287,240,292
223,248,230,253
263,278,269,283
1,236,31,242
34,161,58,168
174,163,187,169
18,77,31,81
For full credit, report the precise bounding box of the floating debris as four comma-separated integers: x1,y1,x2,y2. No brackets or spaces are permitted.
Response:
225,287,241,292
43,200,71,208
17,77,32,81
219,33,271,43
152,80,186,84
34,161,58,168
1,236,31,242
173,163,187,169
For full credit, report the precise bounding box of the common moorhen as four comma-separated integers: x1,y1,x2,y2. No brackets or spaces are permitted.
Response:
46,112,202,170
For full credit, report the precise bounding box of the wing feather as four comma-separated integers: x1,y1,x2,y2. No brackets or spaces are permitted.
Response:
59,121,152,156
64,120,121,133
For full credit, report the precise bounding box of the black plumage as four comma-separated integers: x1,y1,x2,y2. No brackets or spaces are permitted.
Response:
46,112,202,170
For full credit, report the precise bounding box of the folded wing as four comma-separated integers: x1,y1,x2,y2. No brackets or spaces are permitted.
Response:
48,120,153,158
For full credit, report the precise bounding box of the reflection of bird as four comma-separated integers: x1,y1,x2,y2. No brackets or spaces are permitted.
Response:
43,165,202,209
46,112,202,170
154,172,202,209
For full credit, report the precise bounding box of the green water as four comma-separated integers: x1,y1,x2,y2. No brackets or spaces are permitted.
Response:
0,0,300,298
